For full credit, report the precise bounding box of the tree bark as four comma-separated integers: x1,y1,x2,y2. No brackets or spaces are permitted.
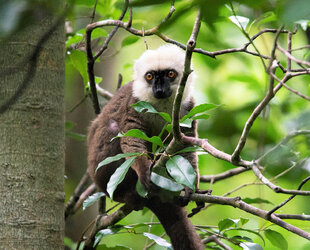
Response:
0,8,65,250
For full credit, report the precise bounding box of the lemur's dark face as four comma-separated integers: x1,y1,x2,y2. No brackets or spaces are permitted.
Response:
144,69,178,99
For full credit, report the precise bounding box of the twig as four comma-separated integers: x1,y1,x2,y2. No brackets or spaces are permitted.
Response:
200,167,249,183
276,214,310,221
258,130,310,164
117,73,123,90
278,45,310,67
83,204,134,249
96,84,113,99
172,9,201,140
231,27,288,163
267,176,310,216
203,235,232,250
65,172,92,219
181,135,253,168
281,83,310,101
189,193,310,240
252,163,310,195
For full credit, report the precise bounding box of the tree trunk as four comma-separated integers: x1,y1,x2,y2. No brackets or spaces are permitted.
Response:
0,8,65,250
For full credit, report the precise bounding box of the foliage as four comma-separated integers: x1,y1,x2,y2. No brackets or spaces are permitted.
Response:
6,0,309,249
61,0,310,249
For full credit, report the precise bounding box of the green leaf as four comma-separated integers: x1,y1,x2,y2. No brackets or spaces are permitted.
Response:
83,192,105,210
229,15,250,30
264,229,288,250
69,50,88,85
180,118,193,128
166,155,196,191
66,31,84,48
132,101,157,113
192,114,210,120
240,242,263,250
131,101,171,123
96,152,141,173
150,172,184,192
243,197,273,205
117,129,164,147
239,217,249,226
143,232,172,249
107,156,137,200
92,28,108,39
218,218,235,232
175,146,204,154
180,103,218,122
136,179,148,198
121,36,139,47
94,227,122,246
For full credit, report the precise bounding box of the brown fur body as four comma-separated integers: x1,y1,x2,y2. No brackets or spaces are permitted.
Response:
88,56,204,249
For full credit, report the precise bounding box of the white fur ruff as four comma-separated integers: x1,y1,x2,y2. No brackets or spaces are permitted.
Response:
132,44,195,112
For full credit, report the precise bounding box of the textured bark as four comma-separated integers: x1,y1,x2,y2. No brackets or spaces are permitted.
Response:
0,9,65,250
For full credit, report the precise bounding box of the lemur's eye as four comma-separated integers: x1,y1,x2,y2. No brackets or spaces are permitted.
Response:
167,70,176,78
145,72,153,81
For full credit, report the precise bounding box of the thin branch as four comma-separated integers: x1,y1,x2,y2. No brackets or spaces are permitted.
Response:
96,84,113,100
267,176,310,216
278,45,310,67
276,214,310,221
203,235,232,250
281,82,310,101
258,130,310,164
83,204,134,249
189,193,310,240
231,72,289,163
172,9,201,140
200,167,249,183
65,172,92,219
252,163,310,195
182,135,253,168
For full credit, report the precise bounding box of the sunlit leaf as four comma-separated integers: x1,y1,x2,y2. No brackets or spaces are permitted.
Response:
229,15,250,30
166,155,196,191
175,146,204,154
264,229,288,250
94,227,122,246
150,172,184,192
107,156,137,200
218,218,235,232
69,50,88,84
181,103,218,122
96,152,141,173
136,179,148,198
131,101,171,123
83,192,105,210
240,242,263,250
116,129,164,147
143,232,172,248
121,36,139,47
